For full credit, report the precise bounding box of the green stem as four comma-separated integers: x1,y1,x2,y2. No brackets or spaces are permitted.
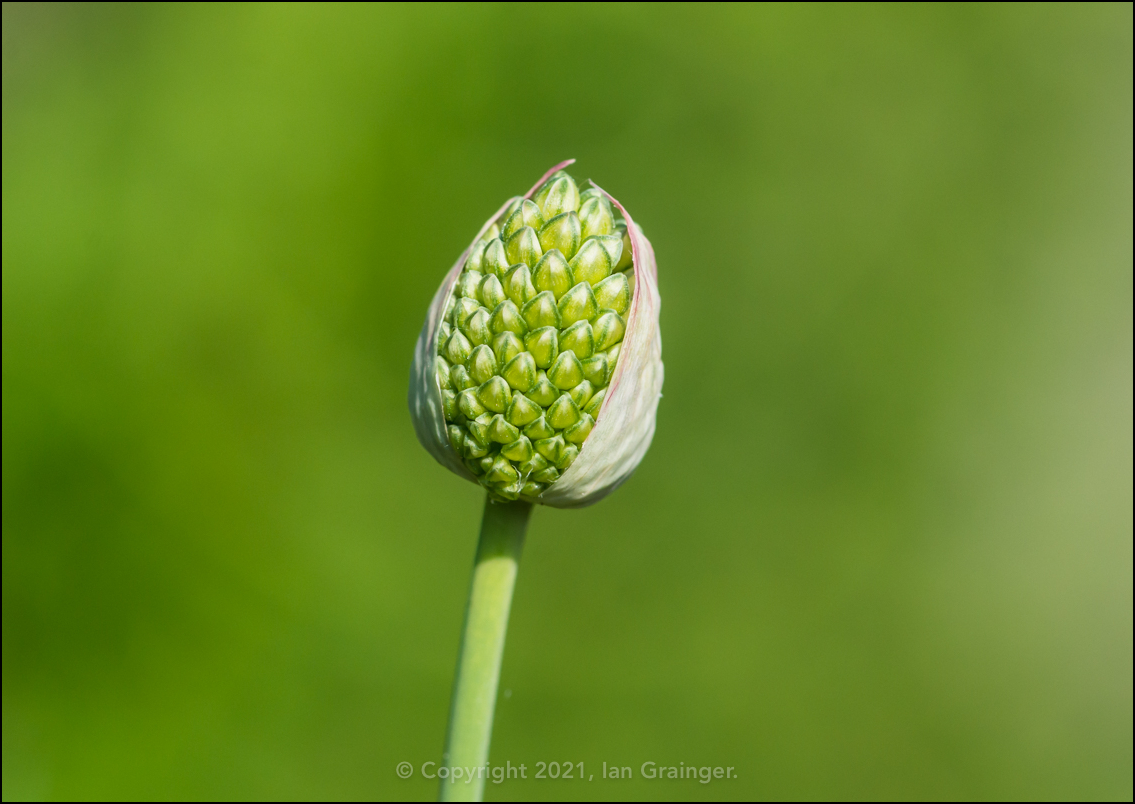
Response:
439,495,532,802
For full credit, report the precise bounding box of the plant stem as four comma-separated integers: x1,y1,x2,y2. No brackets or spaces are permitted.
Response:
439,495,532,802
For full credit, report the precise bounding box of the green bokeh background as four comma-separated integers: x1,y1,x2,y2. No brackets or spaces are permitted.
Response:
3,3,1131,800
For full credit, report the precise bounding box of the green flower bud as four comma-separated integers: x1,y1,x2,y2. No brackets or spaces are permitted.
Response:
524,326,559,368
564,412,594,445
489,300,527,337
568,379,595,409
444,329,473,365
467,344,498,385
488,414,520,444
466,415,491,448
581,354,609,387
410,161,662,506
538,212,582,259
476,376,511,413
547,392,581,429
579,186,606,206
605,342,622,372
615,228,633,271
528,371,558,407
500,435,534,463
558,320,595,359
506,392,542,427
461,307,492,346
450,363,475,391
486,455,519,487
593,272,631,317
568,238,612,287
556,443,579,471
582,386,606,419
436,356,454,390
502,264,537,306
534,434,566,464
479,273,507,311
522,415,555,440
532,250,574,300
464,239,487,273
455,269,483,300
533,173,580,219
578,194,614,239
491,331,524,366
451,297,481,329
501,199,545,239
521,291,561,330
588,234,624,269
501,351,537,392
442,389,458,422
457,388,487,420
505,226,543,268
557,281,599,328
519,453,548,475
532,466,559,484
547,349,584,390
483,237,510,277
592,311,625,352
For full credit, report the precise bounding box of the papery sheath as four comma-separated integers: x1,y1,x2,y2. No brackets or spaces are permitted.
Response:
540,188,663,507
408,197,519,484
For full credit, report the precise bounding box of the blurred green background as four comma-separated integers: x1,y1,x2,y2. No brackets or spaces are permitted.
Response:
3,3,1131,801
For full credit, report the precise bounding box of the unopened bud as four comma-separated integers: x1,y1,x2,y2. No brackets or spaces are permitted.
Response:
467,344,498,385
505,226,543,268
479,274,507,311
533,173,580,219
538,212,582,260
559,320,594,359
578,194,615,239
592,311,626,352
489,300,527,337
524,326,559,368
501,199,545,239
568,238,612,287
527,371,558,407
410,161,663,506
521,291,561,330
502,264,537,306
532,250,574,300
557,282,599,327
491,331,524,366
482,237,510,277
547,350,584,390
501,351,537,392
593,272,631,316
588,234,624,269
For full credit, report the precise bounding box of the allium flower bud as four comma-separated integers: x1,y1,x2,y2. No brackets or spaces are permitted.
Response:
409,160,663,508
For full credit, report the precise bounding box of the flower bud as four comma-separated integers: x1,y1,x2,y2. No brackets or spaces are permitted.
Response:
505,226,543,268
532,250,574,300
578,193,615,239
568,238,612,287
482,237,510,278
538,212,582,260
410,161,663,506
501,199,545,239
533,172,580,219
